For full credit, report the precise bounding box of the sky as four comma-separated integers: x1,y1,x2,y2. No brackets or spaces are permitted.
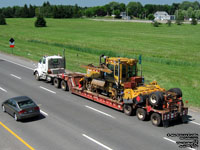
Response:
0,0,198,8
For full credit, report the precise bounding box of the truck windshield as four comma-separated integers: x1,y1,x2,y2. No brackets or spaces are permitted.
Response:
128,65,136,77
48,58,65,69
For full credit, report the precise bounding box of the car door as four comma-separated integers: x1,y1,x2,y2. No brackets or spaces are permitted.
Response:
9,100,18,117
5,99,13,115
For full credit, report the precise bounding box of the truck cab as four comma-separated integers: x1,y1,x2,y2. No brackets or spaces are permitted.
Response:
34,55,65,81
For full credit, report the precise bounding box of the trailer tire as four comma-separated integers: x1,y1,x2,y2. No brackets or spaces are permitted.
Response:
151,113,161,126
136,108,147,121
168,88,182,98
123,104,133,116
149,91,164,106
53,78,61,88
61,80,68,91
35,71,40,81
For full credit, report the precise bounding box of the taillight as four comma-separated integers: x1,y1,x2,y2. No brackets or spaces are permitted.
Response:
34,106,40,111
19,110,26,114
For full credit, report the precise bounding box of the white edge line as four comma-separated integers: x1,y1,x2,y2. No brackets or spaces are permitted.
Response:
40,110,48,116
82,134,113,150
190,121,200,126
0,87,7,93
163,137,176,143
85,105,115,119
2,58,34,71
10,74,21,79
40,86,56,94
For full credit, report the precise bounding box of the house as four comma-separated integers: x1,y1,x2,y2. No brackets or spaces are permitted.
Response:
120,12,130,20
154,11,170,21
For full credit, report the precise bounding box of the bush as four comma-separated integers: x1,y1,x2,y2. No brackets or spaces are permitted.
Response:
152,21,161,27
176,20,182,25
35,15,46,27
0,14,6,25
166,20,172,26
191,14,198,25
148,14,155,20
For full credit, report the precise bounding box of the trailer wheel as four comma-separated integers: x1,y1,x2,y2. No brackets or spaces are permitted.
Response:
53,78,61,88
35,71,40,81
151,113,161,126
136,108,147,121
61,80,68,91
123,104,133,116
149,91,164,106
168,88,182,98
181,115,188,124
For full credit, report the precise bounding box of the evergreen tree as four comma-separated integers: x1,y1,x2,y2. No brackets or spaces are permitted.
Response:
35,15,46,27
191,14,197,25
0,14,6,25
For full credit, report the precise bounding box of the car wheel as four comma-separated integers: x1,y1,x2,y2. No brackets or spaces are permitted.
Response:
14,113,19,121
2,105,6,112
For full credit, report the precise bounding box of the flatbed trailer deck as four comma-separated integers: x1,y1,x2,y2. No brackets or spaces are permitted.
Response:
45,72,188,127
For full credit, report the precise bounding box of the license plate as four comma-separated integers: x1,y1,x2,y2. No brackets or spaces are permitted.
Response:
29,110,33,113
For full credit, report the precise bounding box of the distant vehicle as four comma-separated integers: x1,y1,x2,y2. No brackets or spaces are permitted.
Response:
2,96,40,121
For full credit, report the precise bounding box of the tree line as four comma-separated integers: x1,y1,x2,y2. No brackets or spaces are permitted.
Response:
0,1,200,20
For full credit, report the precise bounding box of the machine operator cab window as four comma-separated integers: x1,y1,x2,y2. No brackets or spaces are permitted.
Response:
121,63,137,82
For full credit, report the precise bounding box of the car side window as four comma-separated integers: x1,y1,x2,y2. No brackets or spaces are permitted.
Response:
11,100,17,108
7,99,12,105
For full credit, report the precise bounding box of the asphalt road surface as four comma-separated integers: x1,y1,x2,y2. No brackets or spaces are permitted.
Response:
0,52,199,150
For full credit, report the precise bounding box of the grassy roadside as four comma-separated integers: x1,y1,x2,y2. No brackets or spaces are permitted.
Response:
0,18,199,107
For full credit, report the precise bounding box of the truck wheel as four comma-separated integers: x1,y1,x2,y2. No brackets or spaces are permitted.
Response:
151,113,161,126
123,104,133,116
54,78,61,88
35,72,40,81
136,108,146,121
168,88,182,98
61,80,68,91
149,91,163,106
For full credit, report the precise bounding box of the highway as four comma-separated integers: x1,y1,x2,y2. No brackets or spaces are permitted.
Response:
0,52,199,150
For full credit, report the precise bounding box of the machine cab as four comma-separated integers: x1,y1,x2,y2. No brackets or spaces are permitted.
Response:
104,57,138,84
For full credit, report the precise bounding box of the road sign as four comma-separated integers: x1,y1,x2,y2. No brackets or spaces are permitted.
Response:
9,38,15,48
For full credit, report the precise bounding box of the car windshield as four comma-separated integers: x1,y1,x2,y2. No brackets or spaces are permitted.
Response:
18,99,35,108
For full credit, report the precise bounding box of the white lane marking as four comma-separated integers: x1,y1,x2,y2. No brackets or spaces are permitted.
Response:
85,105,115,119
40,110,48,116
10,74,21,80
2,58,34,70
0,87,7,93
82,134,113,150
40,86,56,94
190,121,200,126
163,137,196,150
163,137,176,143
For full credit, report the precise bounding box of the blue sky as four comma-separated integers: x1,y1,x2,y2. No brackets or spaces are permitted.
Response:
0,0,198,8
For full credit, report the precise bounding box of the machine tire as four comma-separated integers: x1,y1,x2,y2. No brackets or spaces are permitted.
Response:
151,113,161,126
14,113,19,121
2,105,6,112
35,71,40,81
54,78,61,88
168,88,182,98
136,108,147,121
123,104,133,116
149,91,164,106
61,80,68,91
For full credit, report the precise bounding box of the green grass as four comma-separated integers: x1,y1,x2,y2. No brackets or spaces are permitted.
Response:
0,18,199,107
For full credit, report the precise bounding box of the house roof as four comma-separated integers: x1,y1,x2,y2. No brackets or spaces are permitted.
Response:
154,11,169,16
